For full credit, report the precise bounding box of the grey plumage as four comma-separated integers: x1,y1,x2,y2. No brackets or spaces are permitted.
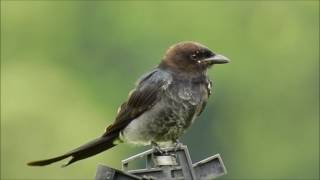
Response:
27,41,229,167
121,68,211,146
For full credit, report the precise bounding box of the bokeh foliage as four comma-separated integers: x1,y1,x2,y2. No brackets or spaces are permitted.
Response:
1,1,319,179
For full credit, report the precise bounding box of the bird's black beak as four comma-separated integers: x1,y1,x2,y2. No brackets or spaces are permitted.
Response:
203,54,230,64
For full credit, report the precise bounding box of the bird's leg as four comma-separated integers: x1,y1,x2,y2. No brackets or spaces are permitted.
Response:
173,139,183,151
151,141,164,155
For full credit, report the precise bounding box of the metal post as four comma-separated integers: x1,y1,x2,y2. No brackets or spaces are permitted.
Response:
95,144,227,180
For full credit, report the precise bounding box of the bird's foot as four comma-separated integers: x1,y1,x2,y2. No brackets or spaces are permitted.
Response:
151,141,165,155
173,139,183,151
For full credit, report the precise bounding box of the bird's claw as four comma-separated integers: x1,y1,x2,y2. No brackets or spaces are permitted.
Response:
173,140,183,151
153,146,164,154
151,142,165,155
152,141,183,154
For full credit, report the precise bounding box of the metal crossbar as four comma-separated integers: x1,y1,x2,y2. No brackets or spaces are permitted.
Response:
95,144,227,180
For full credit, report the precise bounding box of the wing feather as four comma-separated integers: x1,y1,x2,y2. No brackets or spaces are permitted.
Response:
103,69,171,136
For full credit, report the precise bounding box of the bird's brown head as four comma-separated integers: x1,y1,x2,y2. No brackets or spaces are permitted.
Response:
159,41,230,73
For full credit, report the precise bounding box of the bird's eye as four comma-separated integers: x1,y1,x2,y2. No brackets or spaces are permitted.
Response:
191,54,197,60
191,51,201,60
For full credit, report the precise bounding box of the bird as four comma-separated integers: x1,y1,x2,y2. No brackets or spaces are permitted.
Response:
27,41,230,167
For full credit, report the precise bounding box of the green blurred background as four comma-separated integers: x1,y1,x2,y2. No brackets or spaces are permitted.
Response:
1,1,319,179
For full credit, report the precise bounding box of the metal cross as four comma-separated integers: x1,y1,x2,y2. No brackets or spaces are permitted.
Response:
95,144,227,180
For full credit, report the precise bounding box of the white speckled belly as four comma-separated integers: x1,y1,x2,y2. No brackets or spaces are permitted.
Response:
120,89,200,146
120,101,166,145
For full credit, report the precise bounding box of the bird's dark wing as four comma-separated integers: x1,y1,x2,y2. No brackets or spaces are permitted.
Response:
103,69,172,137
27,69,172,167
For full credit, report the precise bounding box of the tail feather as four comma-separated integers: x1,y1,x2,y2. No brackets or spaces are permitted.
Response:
27,133,119,167
27,154,71,166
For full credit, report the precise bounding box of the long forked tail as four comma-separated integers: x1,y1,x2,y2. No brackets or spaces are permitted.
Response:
27,133,119,167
